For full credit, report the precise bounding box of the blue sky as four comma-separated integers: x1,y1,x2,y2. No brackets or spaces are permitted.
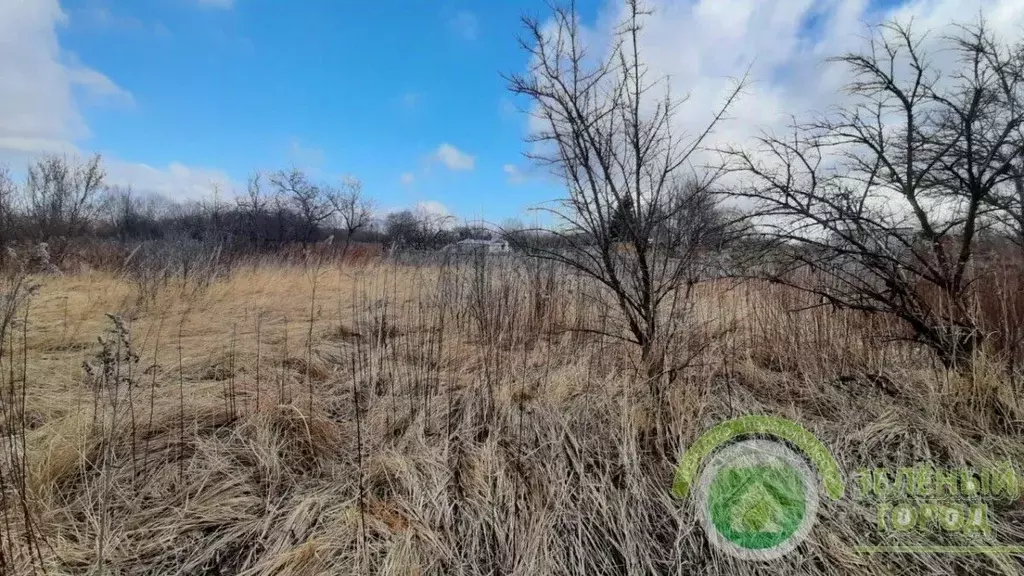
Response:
3,0,1020,224
52,0,606,221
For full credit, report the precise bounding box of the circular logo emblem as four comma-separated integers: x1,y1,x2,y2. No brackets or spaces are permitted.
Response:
694,439,819,560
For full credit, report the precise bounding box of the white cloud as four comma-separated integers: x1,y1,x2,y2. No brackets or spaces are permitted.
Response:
0,0,237,202
574,0,1024,163
514,0,1024,227
503,163,526,184
197,0,235,9
0,0,90,155
448,10,478,40
104,159,236,202
415,200,451,220
433,143,475,171
400,172,416,185
68,66,135,107
513,0,1024,224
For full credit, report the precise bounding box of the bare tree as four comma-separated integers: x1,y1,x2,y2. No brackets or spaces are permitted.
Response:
330,176,375,259
237,171,272,248
505,0,746,378
100,185,157,241
198,184,229,243
269,168,335,246
384,208,453,251
729,21,1024,367
25,154,105,265
977,34,1024,252
384,210,420,250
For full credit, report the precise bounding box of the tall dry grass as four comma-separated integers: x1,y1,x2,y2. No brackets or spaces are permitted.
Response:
0,253,1021,575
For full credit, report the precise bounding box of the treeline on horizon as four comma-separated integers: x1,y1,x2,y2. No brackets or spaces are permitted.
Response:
0,153,747,271
0,155,567,269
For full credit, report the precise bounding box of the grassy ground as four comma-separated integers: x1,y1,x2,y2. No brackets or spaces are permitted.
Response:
1,258,1022,575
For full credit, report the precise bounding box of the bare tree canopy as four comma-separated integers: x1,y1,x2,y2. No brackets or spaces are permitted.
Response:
729,19,1024,367
979,33,1024,251
384,208,453,250
25,154,105,265
98,185,167,242
506,0,746,378
330,176,375,258
269,168,336,246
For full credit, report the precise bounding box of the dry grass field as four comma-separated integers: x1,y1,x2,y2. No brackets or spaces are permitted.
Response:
1,256,1023,575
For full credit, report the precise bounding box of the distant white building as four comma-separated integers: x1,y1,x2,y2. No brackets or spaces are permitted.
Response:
443,238,510,254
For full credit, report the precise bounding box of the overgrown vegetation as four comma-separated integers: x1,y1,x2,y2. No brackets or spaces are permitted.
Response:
0,256,1019,575
729,20,1024,368
0,2,1022,575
